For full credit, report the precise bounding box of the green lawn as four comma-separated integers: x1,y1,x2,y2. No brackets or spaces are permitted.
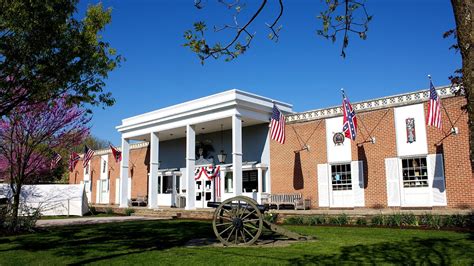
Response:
0,220,472,265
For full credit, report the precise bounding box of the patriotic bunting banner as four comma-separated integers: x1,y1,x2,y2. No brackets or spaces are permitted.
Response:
194,165,221,180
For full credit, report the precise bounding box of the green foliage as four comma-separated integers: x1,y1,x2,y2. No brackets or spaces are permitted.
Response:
105,207,115,215
0,0,123,116
401,213,418,226
124,208,135,216
284,216,304,225
419,214,443,229
355,217,368,226
328,214,349,226
88,205,96,215
370,214,385,226
264,212,278,224
386,213,403,227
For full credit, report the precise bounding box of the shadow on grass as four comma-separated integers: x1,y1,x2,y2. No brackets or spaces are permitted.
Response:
1,221,472,265
0,220,213,264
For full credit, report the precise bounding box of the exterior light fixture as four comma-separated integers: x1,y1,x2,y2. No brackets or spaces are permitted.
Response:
217,124,227,164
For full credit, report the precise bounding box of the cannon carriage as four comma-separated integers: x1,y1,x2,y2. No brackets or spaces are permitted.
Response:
207,196,313,246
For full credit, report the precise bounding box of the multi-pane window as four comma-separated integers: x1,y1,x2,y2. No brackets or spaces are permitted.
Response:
224,172,233,193
331,164,352,191
402,157,428,187
242,170,258,193
102,161,106,173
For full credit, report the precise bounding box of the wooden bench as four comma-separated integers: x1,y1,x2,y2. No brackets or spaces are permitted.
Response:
264,193,311,210
129,195,148,207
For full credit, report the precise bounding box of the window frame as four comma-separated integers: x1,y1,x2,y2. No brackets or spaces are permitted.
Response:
401,156,428,188
330,163,352,191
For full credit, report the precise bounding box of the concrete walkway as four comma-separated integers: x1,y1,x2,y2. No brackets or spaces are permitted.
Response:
36,216,168,228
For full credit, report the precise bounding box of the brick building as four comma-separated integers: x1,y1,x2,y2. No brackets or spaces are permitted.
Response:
69,86,473,210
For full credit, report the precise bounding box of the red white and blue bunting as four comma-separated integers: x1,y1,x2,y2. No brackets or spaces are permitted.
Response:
195,165,221,198
194,165,221,180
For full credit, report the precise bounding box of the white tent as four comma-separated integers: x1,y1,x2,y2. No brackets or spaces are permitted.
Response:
0,184,89,216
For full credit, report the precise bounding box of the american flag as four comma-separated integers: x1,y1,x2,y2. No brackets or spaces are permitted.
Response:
342,90,358,141
270,104,286,144
109,143,122,163
83,145,95,168
68,152,80,172
427,79,441,129
50,152,62,169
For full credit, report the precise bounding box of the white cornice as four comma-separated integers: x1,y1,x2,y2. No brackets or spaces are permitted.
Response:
116,89,293,133
287,85,461,124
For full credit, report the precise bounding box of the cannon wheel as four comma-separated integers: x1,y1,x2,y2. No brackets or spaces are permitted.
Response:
212,196,263,246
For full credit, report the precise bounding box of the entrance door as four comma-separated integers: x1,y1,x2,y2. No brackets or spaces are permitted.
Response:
195,176,213,208
99,179,109,204
330,163,354,208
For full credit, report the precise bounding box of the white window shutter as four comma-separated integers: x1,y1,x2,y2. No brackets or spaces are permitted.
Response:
385,158,401,206
351,161,365,207
96,180,100,203
428,154,447,206
317,164,329,207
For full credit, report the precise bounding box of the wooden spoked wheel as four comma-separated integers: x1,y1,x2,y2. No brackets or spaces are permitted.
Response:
212,196,263,246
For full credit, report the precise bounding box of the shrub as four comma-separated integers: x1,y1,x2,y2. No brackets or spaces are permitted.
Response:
124,208,135,216
420,213,443,229
310,215,328,225
386,213,403,227
371,214,385,226
329,214,349,226
264,212,278,224
444,214,467,228
356,217,368,226
284,216,304,225
88,205,96,215
105,207,115,215
401,213,418,226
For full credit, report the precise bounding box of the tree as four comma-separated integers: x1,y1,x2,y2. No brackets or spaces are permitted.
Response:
185,0,474,169
0,0,122,117
450,1,473,169
0,96,89,231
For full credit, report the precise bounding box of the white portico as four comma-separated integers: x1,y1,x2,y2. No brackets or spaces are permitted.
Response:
116,90,292,209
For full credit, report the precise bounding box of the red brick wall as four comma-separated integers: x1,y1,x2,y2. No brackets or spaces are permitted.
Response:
425,96,473,208
68,146,150,205
270,95,473,209
351,108,397,208
270,119,327,208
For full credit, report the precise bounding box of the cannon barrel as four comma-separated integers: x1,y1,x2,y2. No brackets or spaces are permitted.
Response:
207,201,269,212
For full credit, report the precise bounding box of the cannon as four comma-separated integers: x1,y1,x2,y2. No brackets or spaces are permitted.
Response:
207,196,313,246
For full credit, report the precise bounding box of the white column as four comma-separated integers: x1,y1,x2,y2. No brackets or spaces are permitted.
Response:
171,173,177,207
185,125,196,210
148,132,159,209
257,168,263,193
119,138,130,208
232,115,243,196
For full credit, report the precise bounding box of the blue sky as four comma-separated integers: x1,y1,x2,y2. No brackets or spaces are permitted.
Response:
78,0,460,145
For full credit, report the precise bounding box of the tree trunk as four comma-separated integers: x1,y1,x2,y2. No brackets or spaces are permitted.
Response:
451,0,474,170
10,184,21,231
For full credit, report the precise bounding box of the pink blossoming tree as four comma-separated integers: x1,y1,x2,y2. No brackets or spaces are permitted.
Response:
0,96,90,230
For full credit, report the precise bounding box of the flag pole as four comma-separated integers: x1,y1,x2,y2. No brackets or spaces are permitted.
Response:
428,75,457,135
342,88,375,144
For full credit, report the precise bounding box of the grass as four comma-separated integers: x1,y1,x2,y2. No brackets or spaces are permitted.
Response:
40,213,122,220
0,220,472,265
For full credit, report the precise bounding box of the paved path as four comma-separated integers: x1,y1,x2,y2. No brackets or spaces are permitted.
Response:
36,216,167,228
